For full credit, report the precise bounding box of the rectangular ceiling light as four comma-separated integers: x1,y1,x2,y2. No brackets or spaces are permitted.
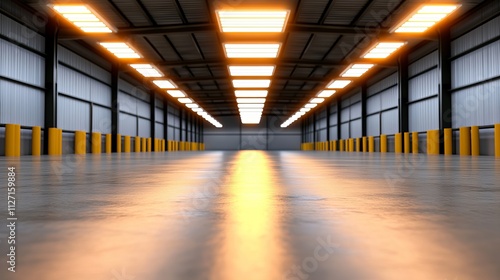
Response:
223,43,281,58
317,90,336,98
167,90,186,98
392,5,460,33
362,42,406,59
216,10,289,33
186,104,199,108
51,5,115,33
153,80,177,89
327,80,352,89
305,103,318,108
310,98,325,104
192,108,204,112
300,108,311,113
239,109,263,112
340,64,374,78
233,80,271,88
235,90,268,98
99,42,141,59
129,64,163,77
178,98,193,104
229,66,275,77
236,98,266,104
238,104,265,109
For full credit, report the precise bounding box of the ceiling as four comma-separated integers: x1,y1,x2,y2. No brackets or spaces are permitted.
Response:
22,0,485,118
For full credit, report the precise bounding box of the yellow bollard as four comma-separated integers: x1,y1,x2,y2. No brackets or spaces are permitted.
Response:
32,126,41,156
58,129,63,155
368,136,374,152
339,140,344,151
74,131,86,155
124,136,131,153
471,126,480,156
48,128,59,155
14,125,21,156
495,124,500,157
141,138,146,152
148,138,152,152
412,132,419,154
350,139,355,152
395,133,402,153
427,130,440,155
105,134,112,154
135,137,141,152
460,127,471,156
5,124,18,157
362,137,367,153
116,134,122,153
404,132,410,154
92,132,102,154
444,128,453,155
380,135,387,153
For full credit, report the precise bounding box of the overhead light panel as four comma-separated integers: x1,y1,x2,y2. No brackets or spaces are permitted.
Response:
223,43,281,58
51,5,115,33
216,10,290,33
305,103,318,108
233,80,271,88
238,104,265,109
153,80,177,89
99,42,141,59
235,90,268,98
129,64,163,78
340,64,374,78
178,98,193,104
310,98,325,104
192,108,204,112
229,66,275,76
362,42,406,59
317,90,336,98
327,80,352,89
167,90,186,98
392,4,460,33
239,109,263,112
300,108,311,113
186,104,199,108
236,98,266,104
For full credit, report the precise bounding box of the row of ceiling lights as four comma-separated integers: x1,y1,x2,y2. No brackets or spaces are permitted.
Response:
50,4,223,128
280,4,460,128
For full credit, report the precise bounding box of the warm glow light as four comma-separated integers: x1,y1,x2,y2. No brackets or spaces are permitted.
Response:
216,10,289,33
178,98,193,104
310,98,325,104
392,4,460,33
237,98,266,104
129,64,163,77
186,104,199,108
340,64,374,78
51,5,115,33
98,42,142,59
317,90,336,98
362,42,406,59
238,104,265,109
166,90,186,98
229,66,275,76
235,90,268,98
305,103,317,108
192,108,204,112
153,80,177,89
233,80,271,88
300,108,311,113
239,109,263,112
327,80,352,89
224,43,281,58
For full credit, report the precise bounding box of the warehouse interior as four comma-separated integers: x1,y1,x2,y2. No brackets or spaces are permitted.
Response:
1,0,500,279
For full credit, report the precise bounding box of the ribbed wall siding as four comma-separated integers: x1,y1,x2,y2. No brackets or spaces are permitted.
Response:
366,73,399,136
59,47,111,85
155,123,164,139
0,79,44,126
155,108,164,124
119,113,137,136
409,98,439,132
167,104,181,141
0,13,45,52
58,96,91,132
92,106,112,134
138,118,151,138
409,51,438,77
0,39,44,88
452,80,500,127
366,114,380,136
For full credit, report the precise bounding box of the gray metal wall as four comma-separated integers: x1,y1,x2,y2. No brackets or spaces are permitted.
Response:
340,89,362,139
366,72,399,136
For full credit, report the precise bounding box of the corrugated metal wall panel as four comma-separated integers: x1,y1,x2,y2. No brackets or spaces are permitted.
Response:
168,104,179,116
58,46,91,74
0,79,44,126
367,114,380,136
451,15,500,56
381,109,398,135
367,94,381,114
90,64,111,85
155,108,164,123
409,51,438,76
92,106,112,134
408,98,439,132
58,96,90,132
381,87,398,110
329,112,338,126
119,113,137,136
0,14,44,52
118,92,138,115
0,39,44,87
317,129,327,141
367,73,397,96
138,118,150,138
90,81,111,107
341,123,349,139
409,69,439,102
317,117,327,129
168,113,180,128
452,48,484,88
451,80,500,127
119,79,150,102
350,102,362,119
156,98,164,108
341,108,350,123
58,65,91,100
155,123,164,139
350,92,361,104
167,126,175,140
350,119,362,138
136,100,150,118
174,128,181,141
318,108,327,118
329,126,338,140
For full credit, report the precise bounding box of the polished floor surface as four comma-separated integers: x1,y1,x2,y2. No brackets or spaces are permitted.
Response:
0,151,499,280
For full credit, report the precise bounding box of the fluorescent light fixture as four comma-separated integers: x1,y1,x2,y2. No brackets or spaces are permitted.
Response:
239,109,263,112
153,80,177,89
305,103,318,108
233,80,271,88
229,66,275,76
340,64,374,78
235,90,268,98
192,108,204,112
238,104,265,109
310,98,325,104
362,42,406,59
167,90,186,98
216,10,289,33
51,5,115,33
178,98,193,104
317,90,336,98
327,80,352,89
99,42,141,59
186,104,199,108
129,64,163,78
392,4,460,33
236,98,266,104
223,43,281,58
300,108,311,113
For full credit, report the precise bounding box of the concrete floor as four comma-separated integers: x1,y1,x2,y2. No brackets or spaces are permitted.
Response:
0,151,499,280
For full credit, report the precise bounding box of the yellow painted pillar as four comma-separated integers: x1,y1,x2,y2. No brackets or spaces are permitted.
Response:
471,126,480,156
395,133,402,153
32,126,41,156
495,124,500,157
350,139,355,152
339,140,344,151
368,136,374,152
142,138,147,152
427,130,440,155
380,135,387,153
460,127,471,156
48,128,58,155
404,132,410,154
444,128,453,155
362,137,367,152
116,134,122,153
148,138,152,152
355,138,359,152
124,136,131,153
14,125,21,156
105,134,112,154
74,131,86,155
92,132,102,154
135,137,141,152
5,124,18,157
412,132,419,154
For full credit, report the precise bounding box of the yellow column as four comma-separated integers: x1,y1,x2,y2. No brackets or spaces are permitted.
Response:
141,138,146,152
48,128,59,155
427,130,440,155
92,132,102,154
350,139,355,152
124,136,131,153
14,125,21,156
105,134,112,154
32,126,41,156
135,137,141,152
395,133,402,153
404,132,410,154
148,138,152,152
380,135,387,153
471,126,480,156
412,132,419,154
116,134,122,153
460,127,470,156
495,124,500,157
74,131,86,155
362,137,367,152
444,128,453,155
339,140,344,151
368,136,374,152
5,124,18,157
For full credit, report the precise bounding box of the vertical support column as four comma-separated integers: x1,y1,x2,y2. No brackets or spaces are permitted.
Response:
92,132,102,154
444,128,453,155
439,27,452,154
395,133,403,153
74,131,86,155
471,126,480,156
380,135,387,153
427,130,440,155
326,104,331,142
398,53,409,143
150,91,156,152
105,134,112,153
124,136,131,153
460,127,470,156
44,18,58,155
336,98,342,146
5,124,18,157
404,132,410,154
368,136,374,152
32,126,41,156
111,63,120,153
164,100,169,146
313,112,317,150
